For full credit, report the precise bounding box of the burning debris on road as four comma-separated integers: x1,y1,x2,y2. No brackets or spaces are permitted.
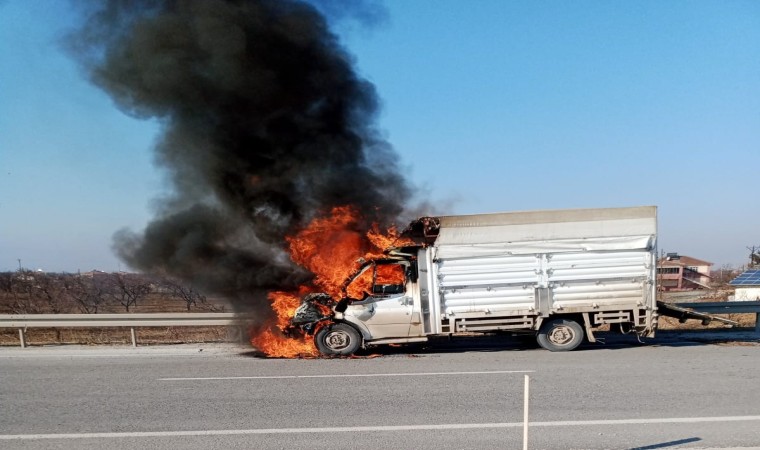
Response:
67,0,420,357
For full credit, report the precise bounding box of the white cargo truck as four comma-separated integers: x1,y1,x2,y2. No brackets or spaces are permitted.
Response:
290,206,659,355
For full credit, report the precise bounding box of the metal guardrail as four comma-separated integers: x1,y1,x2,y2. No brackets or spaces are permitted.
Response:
0,313,245,348
3,303,758,349
673,301,760,314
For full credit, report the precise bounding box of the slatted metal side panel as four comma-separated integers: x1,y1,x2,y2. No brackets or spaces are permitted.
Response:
437,255,538,315
548,251,652,309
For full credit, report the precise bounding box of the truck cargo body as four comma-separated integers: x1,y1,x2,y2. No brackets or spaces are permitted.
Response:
295,206,658,354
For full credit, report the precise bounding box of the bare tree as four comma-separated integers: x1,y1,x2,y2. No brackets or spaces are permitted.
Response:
63,275,107,314
749,246,760,268
4,272,75,341
8,270,44,314
106,273,152,312
31,273,73,314
0,272,19,313
0,272,13,293
160,277,209,311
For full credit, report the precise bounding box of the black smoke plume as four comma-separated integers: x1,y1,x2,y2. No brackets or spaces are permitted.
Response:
67,0,413,314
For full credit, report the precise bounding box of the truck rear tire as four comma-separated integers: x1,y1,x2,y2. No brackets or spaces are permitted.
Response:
315,323,361,356
537,318,584,351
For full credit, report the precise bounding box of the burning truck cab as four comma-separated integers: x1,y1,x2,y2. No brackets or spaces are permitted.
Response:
289,206,665,356
289,254,421,355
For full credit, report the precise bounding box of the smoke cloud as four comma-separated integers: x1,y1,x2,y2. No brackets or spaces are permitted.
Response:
68,0,413,314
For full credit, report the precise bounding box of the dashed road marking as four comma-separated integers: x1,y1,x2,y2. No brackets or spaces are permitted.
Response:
158,370,534,381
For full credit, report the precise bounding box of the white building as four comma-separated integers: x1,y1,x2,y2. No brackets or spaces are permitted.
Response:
729,270,760,301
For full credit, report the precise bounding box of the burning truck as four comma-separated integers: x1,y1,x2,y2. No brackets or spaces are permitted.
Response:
68,2,732,358
286,205,662,356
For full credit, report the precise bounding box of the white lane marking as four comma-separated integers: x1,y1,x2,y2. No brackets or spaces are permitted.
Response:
158,370,534,381
4,416,760,440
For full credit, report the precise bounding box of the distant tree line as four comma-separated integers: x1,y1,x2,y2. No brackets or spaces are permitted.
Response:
710,264,746,285
0,270,217,314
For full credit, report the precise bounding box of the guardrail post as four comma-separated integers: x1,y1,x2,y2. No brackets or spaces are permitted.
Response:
19,328,26,348
756,313,760,334
130,327,137,347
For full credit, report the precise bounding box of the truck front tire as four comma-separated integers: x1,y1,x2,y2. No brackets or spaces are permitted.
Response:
537,318,584,351
315,323,361,356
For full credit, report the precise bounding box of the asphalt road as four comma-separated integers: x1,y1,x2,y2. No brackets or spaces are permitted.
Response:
2,334,760,450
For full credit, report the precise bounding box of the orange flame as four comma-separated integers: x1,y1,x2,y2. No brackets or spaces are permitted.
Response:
250,206,409,358
250,290,318,357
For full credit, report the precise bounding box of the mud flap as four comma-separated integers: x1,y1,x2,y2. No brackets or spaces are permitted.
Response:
582,313,596,343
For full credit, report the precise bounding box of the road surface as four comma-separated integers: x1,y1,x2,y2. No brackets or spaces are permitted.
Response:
2,335,760,449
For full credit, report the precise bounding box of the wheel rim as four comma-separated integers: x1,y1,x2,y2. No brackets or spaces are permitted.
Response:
548,325,575,346
324,330,352,350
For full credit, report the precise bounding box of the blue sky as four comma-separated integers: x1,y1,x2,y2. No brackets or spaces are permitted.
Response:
1,0,758,272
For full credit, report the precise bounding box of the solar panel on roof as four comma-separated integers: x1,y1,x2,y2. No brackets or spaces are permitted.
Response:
730,270,760,286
